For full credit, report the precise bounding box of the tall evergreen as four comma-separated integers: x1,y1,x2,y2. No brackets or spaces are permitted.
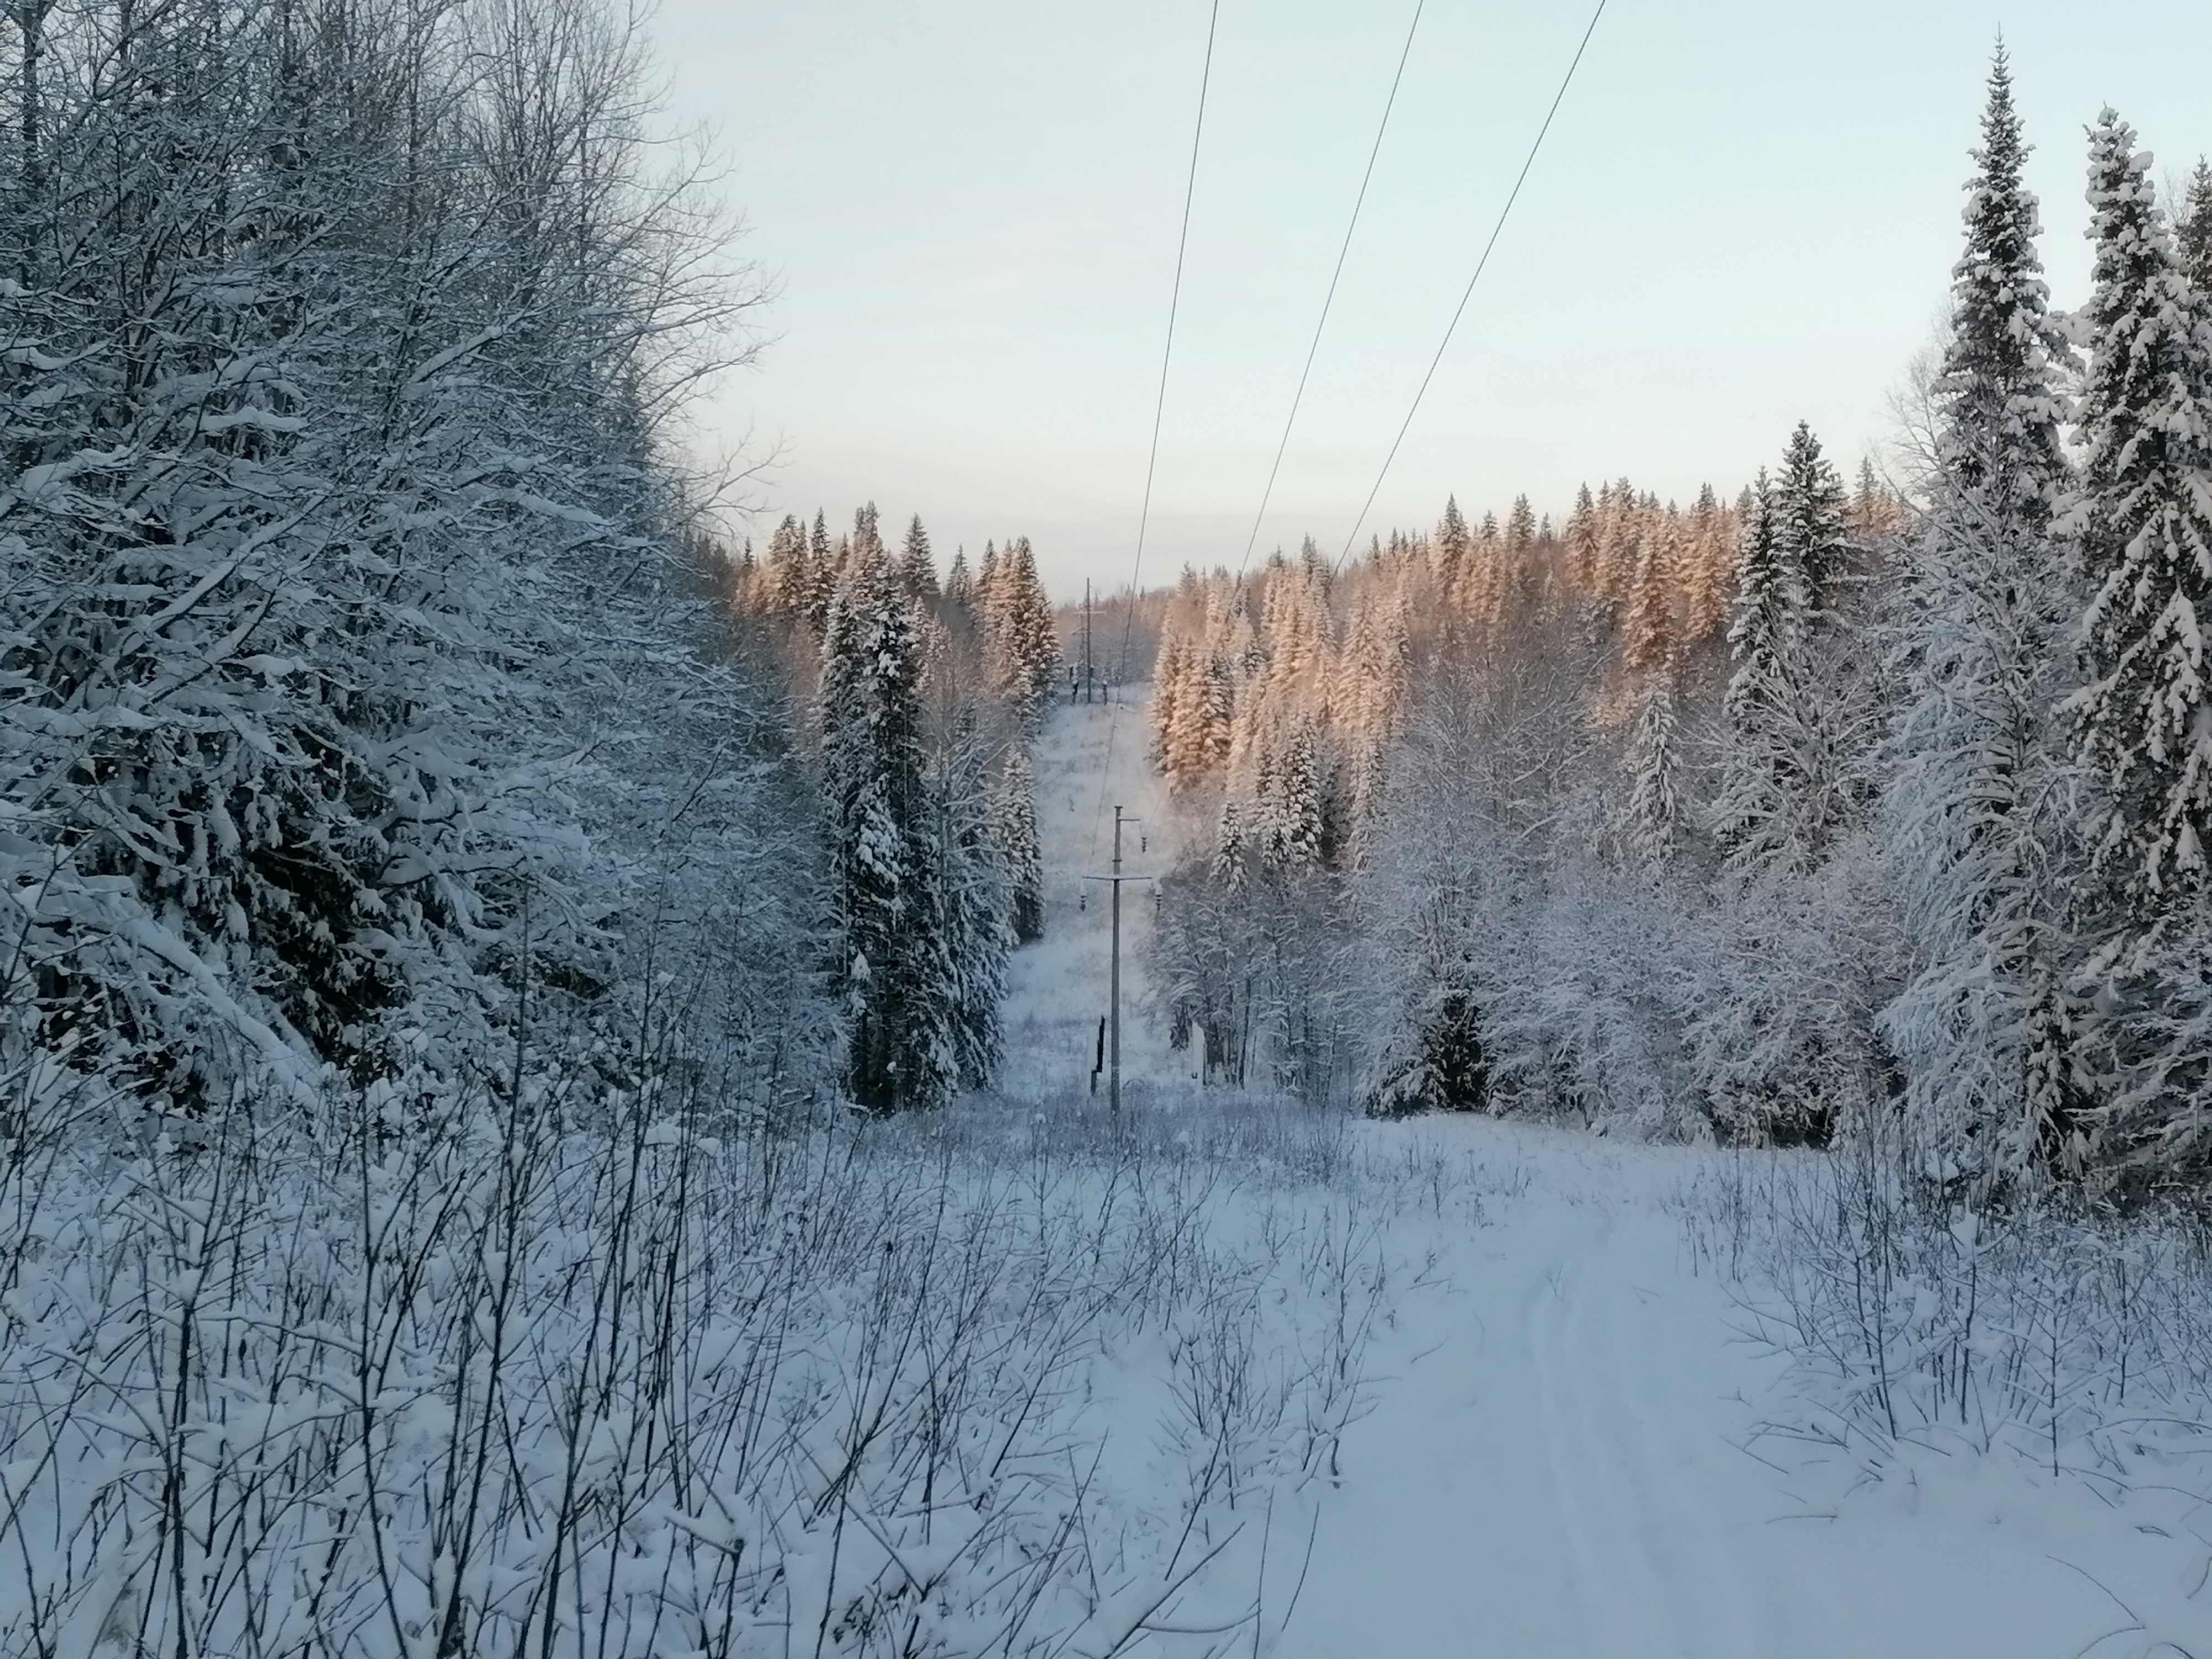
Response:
1882,49,2088,1185
2064,109,2212,932
928,733,1011,1090
1623,669,1684,865
1621,507,1677,675
1715,471,1809,868
1774,422,1854,615
987,537,1061,718
806,510,836,635
1505,494,1537,556
818,549,959,1112
1436,496,1472,593
1261,724,1326,870
1680,483,1733,643
1565,483,1600,592
763,514,811,618
995,748,1046,943
1150,633,1192,775
899,514,941,604
2178,159,2212,290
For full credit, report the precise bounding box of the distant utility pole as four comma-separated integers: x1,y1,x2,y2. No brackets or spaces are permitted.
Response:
1083,804,1153,1112
1082,580,1094,703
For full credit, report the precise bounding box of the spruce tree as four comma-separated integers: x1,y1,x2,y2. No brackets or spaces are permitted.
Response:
1775,422,1853,615
1621,507,1676,675
1150,632,1190,775
1214,799,1250,894
2064,109,2212,930
1683,482,1734,643
2178,158,2212,290
765,514,810,617
1506,494,1537,555
1565,483,1600,593
1264,725,1326,870
1436,496,1472,593
1623,670,1683,865
929,735,1012,1091
1714,470,1813,869
995,748,1046,943
818,549,959,1111
988,536,1061,718
806,510,836,634
1882,49,2087,1185
899,513,941,604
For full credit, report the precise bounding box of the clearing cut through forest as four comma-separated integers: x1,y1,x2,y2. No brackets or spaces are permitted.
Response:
997,688,2211,1659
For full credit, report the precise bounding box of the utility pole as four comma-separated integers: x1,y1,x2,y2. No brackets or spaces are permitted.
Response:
1082,579,1094,703
1110,804,1123,1107
1083,804,1152,1112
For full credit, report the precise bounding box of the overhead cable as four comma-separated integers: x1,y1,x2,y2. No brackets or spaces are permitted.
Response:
1333,0,1609,573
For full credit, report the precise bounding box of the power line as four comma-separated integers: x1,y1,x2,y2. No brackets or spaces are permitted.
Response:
1234,0,1425,587
1088,0,1222,869
1333,0,1609,575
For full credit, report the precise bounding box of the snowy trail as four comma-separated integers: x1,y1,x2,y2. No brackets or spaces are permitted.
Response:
1275,1129,2206,1659
1005,691,2210,1659
1000,687,1193,1097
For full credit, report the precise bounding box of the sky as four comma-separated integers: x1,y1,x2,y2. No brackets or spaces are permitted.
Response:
654,1,2212,601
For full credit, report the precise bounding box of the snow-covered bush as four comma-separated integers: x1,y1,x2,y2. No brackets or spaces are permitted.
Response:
0,1057,1404,1658
1688,1139,2212,1508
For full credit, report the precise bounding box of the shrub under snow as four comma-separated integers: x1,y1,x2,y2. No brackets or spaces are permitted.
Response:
0,1067,1407,1659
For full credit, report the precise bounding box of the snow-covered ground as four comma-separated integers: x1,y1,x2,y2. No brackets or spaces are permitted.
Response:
992,691,2212,1659
1000,686,1195,1098
1260,1121,2207,1658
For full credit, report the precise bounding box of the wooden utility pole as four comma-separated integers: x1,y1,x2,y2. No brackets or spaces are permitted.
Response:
1083,804,1152,1112
1110,804,1123,1106
1082,579,1094,703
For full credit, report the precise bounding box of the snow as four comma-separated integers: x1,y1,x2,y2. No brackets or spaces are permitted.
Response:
993,689,2210,1659
1256,1120,2209,1659
3,686,2202,1657
999,686,1194,1097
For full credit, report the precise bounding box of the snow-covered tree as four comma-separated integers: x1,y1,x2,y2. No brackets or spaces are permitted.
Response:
2178,158,2212,289
1714,433,1872,875
995,748,1046,943
1881,48,2089,1186
1715,472,1809,865
1621,508,1677,676
1260,724,1326,870
819,552,959,1111
1682,483,1736,645
1622,670,1685,865
1436,496,1473,596
765,514,815,617
2063,109,2212,935
806,511,837,634
927,731,1011,1089
0,0,810,1103
1150,633,1193,775
1775,422,1855,616
899,514,941,605
986,536,1060,718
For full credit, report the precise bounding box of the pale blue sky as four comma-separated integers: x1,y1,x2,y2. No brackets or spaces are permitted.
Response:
658,1,2212,598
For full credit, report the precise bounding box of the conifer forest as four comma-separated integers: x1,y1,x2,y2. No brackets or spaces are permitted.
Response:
4,5,2212,1655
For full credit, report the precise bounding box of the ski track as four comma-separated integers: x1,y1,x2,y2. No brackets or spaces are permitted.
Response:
1523,1210,1759,1659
